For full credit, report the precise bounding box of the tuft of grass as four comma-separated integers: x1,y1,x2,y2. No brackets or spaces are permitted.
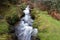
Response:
4,6,17,18
0,19,9,34
0,34,12,40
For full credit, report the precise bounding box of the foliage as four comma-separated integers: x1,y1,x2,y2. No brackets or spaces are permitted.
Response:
8,0,17,4
6,14,19,25
0,20,9,34
0,6,17,34
20,3,27,10
0,34,12,40
42,0,60,12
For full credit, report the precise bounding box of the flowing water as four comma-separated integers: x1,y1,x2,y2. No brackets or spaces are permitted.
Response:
15,5,38,40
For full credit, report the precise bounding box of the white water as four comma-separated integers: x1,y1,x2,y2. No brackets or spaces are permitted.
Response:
15,5,38,40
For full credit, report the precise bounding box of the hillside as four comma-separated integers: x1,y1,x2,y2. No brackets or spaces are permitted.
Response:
0,5,60,40
32,9,60,40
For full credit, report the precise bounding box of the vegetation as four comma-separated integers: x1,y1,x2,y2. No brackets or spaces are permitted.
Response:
32,9,60,40
0,0,60,40
0,5,18,40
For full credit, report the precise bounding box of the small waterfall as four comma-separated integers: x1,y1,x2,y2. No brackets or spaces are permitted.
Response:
15,5,38,40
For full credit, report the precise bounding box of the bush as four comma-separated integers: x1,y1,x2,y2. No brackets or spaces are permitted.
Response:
6,14,20,33
6,14,20,25
20,3,27,10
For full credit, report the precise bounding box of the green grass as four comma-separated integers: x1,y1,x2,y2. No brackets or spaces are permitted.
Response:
0,5,17,33
32,9,60,40
0,6,17,40
0,33,12,40
4,6,17,18
0,19,9,34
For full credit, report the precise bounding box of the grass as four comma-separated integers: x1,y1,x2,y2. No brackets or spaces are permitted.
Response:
0,5,17,33
0,19,8,34
0,5,17,40
4,5,17,18
0,33,12,40
32,9,60,40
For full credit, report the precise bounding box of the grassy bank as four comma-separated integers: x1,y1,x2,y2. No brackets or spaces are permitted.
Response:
0,5,17,40
32,9,60,40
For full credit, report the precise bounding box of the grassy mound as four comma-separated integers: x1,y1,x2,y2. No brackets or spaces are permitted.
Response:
32,9,60,40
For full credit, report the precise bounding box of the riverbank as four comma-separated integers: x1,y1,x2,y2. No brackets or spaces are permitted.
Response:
32,9,60,40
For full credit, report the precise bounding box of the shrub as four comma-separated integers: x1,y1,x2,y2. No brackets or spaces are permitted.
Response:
6,14,19,25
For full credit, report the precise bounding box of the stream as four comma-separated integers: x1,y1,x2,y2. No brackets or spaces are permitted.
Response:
15,5,38,40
